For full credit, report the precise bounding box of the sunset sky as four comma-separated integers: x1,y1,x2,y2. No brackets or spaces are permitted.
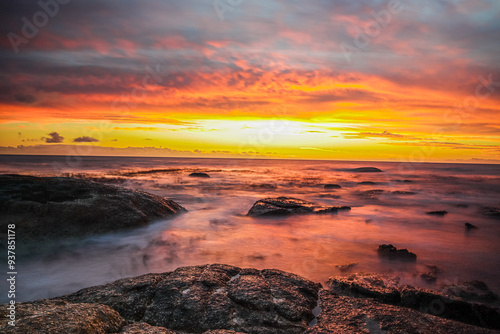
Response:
1,0,499,162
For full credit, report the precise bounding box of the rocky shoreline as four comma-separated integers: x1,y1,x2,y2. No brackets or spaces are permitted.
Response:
0,174,186,248
1,264,499,333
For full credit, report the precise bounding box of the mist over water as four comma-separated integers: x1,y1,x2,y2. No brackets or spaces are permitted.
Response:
1,155,499,303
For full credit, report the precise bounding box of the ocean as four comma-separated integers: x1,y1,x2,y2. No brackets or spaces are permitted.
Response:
0,154,499,303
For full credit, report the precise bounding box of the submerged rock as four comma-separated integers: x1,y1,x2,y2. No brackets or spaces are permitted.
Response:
348,167,383,173
358,181,378,185
61,264,321,334
377,244,417,262
356,189,384,199
421,265,440,283
391,191,417,195
189,172,211,178
328,273,500,330
246,197,350,217
426,210,448,216
324,184,341,189
465,222,479,230
0,174,186,247
481,206,500,217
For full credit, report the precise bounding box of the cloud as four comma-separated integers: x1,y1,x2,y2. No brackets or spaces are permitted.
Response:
342,131,425,140
73,136,99,143
44,132,64,143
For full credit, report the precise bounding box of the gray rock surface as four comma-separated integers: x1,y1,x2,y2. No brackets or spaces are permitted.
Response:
328,273,500,330
246,197,350,217
0,299,124,334
307,291,498,334
0,174,185,247
61,264,321,334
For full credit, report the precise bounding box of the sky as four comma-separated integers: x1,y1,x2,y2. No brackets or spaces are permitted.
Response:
0,0,499,162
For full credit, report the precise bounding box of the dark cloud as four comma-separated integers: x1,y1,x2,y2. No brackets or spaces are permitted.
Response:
44,132,64,143
73,136,99,143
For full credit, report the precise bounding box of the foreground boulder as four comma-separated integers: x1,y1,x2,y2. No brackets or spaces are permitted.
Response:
246,197,351,217
0,299,124,333
328,273,500,330
61,264,321,333
0,174,185,247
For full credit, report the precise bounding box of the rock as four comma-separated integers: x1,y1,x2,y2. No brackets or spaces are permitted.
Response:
441,281,499,304
189,172,210,178
0,175,185,247
357,189,384,199
249,183,277,190
246,197,350,217
394,179,414,183
0,299,124,334
358,181,378,185
421,265,440,283
318,194,341,199
426,210,448,216
348,167,383,173
328,273,500,330
391,191,417,195
324,184,341,189
465,222,479,230
377,244,417,262
120,322,178,333
335,263,358,272
61,264,321,333
481,206,500,217
456,204,469,208
307,290,498,334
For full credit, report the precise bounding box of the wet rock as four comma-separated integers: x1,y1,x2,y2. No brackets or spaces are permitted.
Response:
246,197,350,217
335,263,358,272
441,280,499,304
481,206,500,217
356,189,384,199
307,290,498,334
328,273,500,330
318,194,341,199
358,181,378,185
394,179,414,183
61,264,321,334
421,265,440,283
249,183,277,190
377,244,417,262
0,299,124,334
348,167,383,173
426,210,448,216
189,172,210,178
465,222,479,230
324,184,341,189
391,191,417,195
0,175,186,247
